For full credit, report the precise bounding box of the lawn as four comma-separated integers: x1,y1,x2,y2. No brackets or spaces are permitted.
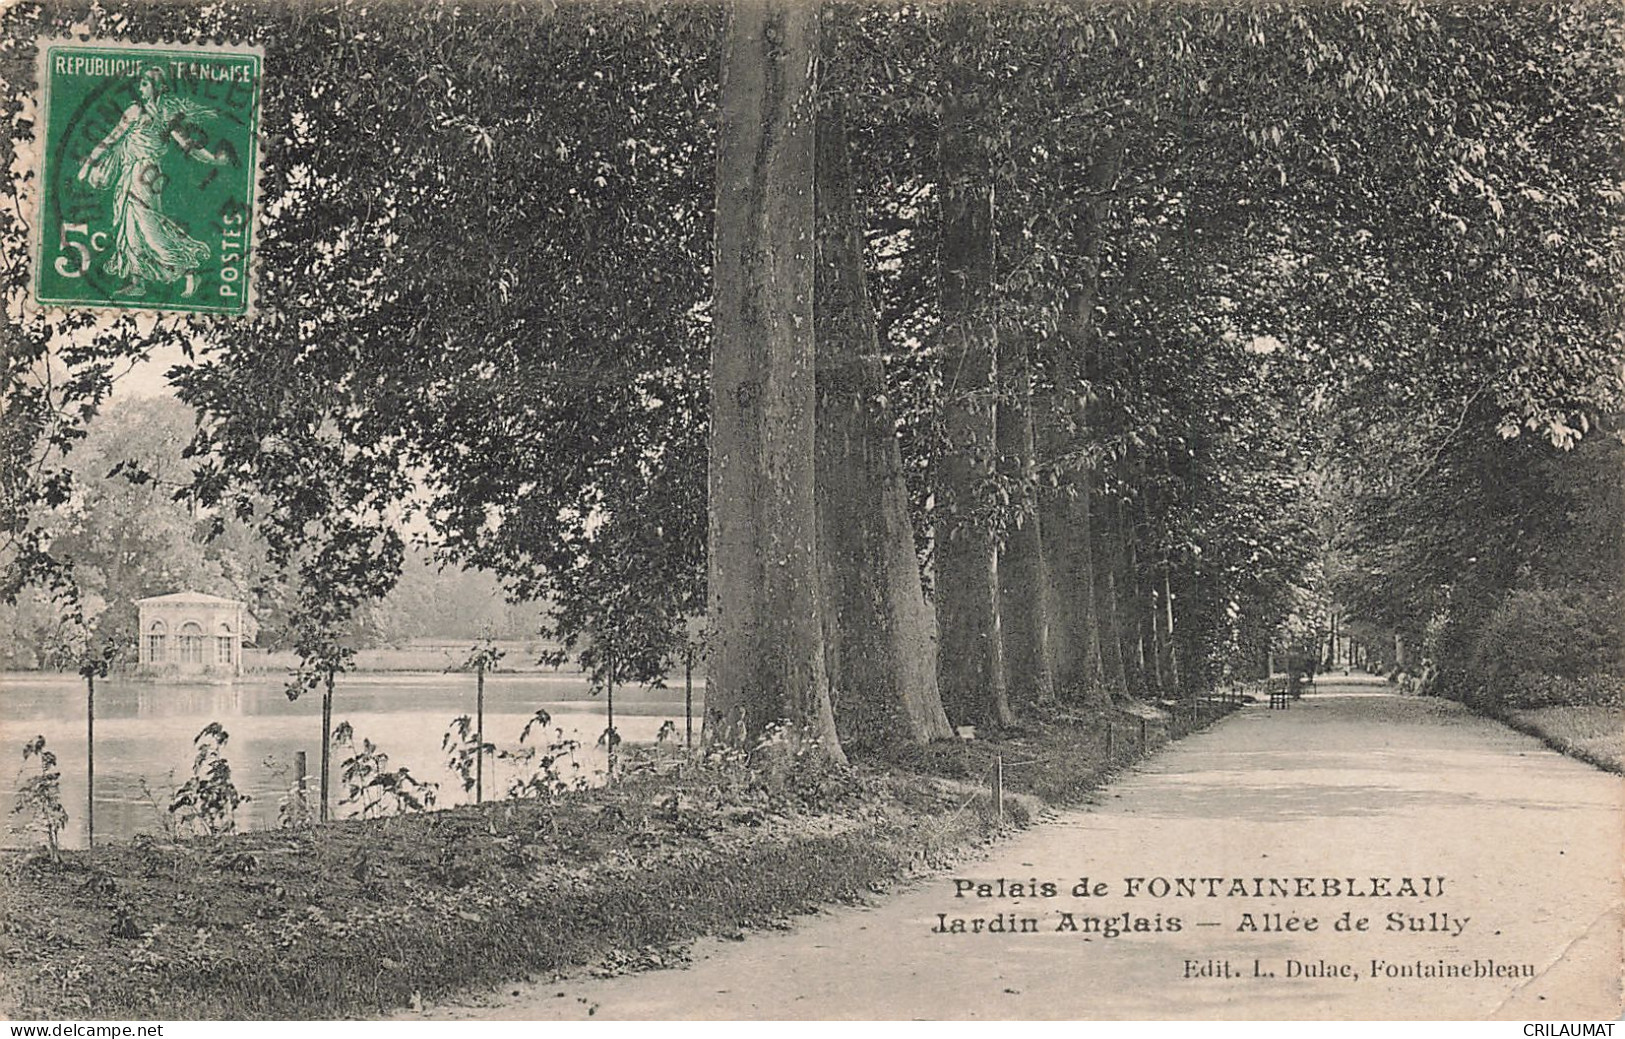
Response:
1,701,1235,1020
1505,705,1623,773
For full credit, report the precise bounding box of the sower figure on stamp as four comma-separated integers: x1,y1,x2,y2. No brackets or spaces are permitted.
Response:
76,65,230,298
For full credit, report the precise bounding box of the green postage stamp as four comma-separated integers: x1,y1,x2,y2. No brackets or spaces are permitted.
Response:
33,39,264,315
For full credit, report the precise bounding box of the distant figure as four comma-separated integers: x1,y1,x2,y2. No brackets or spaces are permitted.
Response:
1418,658,1439,697
1285,652,1310,698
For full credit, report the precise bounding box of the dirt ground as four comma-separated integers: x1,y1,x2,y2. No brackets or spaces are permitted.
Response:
412,676,1624,1021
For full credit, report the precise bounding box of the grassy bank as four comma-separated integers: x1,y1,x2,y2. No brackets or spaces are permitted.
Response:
1,700,1235,1020
1499,705,1623,774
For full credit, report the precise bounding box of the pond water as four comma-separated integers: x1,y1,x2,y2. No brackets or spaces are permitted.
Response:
0,670,703,850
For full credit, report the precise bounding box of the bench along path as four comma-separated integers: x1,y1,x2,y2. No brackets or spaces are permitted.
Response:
430,677,1623,1020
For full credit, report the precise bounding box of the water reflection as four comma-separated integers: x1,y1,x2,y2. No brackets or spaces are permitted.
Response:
1,671,702,849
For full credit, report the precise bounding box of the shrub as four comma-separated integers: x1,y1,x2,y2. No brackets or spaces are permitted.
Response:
1505,673,1623,710
332,722,437,818
13,735,67,859
441,715,495,795
500,709,587,800
1470,585,1623,706
702,720,869,816
169,723,248,836
261,755,314,829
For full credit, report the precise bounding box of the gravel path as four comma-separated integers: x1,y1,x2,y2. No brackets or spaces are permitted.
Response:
418,677,1623,1020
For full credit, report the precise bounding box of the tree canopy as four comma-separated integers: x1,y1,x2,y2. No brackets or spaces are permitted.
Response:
3,0,1619,750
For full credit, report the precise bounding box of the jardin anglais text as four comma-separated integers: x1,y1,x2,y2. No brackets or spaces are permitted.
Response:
933,874,1468,939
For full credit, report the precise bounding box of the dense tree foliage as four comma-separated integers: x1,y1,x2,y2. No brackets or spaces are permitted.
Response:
0,394,553,667
0,397,252,666
3,0,1619,759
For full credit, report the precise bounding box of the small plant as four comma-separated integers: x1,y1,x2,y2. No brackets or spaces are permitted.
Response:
13,735,68,860
135,773,181,839
111,903,143,940
261,755,314,829
749,719,862,814
518,709,552,746
278,782,315,828
448,637,505,803
442,715,496,795
169,723,249,837
332,721,437,818
632,720,684,773
501,709,587,800
454,638,507,676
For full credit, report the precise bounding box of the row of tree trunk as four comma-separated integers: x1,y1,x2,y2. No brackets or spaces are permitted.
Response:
706,0,1192,760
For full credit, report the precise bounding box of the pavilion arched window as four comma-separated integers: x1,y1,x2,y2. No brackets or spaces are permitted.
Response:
145,619,167,664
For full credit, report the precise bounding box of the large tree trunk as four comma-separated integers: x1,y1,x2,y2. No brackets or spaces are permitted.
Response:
1069,478,1109,705
707,0,842,759
1038,144,1121,706
1172,562,1210,696
1096,488,1130,696
996,326,1056,709
1133,491,1171,698
1158,559,1183,695
1137,457,1179,699
1148,564,1173,697
1122,497,1157,698
1037,461,1105,705
1037,474,1078,696
934,87,1011,731
814,100,954,751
